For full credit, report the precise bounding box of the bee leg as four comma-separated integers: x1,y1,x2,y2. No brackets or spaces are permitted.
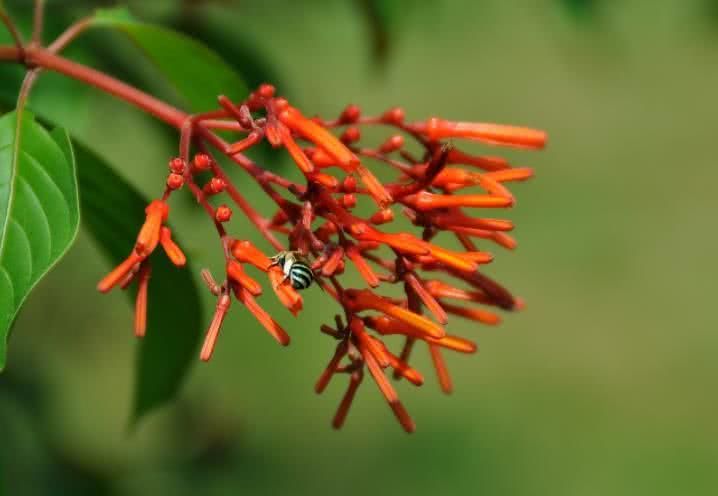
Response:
268,252,284,268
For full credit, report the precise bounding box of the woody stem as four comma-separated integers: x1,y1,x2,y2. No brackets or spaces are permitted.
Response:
0,44,288,247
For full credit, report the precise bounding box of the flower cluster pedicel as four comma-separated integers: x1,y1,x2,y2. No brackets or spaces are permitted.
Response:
97,84,546,432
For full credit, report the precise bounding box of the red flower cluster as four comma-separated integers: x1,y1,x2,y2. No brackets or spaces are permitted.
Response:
98,84,546,432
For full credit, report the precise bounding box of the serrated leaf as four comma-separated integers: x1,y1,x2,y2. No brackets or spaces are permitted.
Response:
0,110,80,370
91,6,248,111
73,141,203,424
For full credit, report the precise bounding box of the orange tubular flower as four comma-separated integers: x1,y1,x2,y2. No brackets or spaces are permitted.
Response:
413,117,548,149
97,200,186,338
446,149,510,171
278,106,359,169
235,286,291,346
342,289,445,339
231,240,271,270
403,191,514,210
268,268,304,316
96,84,546,433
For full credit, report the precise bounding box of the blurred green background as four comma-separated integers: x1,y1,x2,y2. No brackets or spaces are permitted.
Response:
2,0,718,494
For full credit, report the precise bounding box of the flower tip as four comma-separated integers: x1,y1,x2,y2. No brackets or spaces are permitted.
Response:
390,401,416,433
134,264,151,338
160,227,187,267
97,254,142,293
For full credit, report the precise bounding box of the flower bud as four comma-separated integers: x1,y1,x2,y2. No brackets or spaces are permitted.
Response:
193,153,212,171
166,173,184,190
169,157,186,174
338,104,361,124
215,205,233,222
381,107,405,124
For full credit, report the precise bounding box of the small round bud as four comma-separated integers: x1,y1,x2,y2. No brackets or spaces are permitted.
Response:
169,157,186,174
334,260,346,275
204,177,226,195
379,135,405,154
342,175,357,193
311,148,335,167
370,208,394,224
340,127,361,144
425,117,441,141
273,97,289,112
167,173,185,190
193,153,212,171
339,104,361,124
312,173,339,189
258,83,275,99
215,205,233,223
381,107,405,124
342,194,357,209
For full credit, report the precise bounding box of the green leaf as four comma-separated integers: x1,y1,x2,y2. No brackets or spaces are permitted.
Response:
0,110,80,370
91,6,249,112
558,0,599,22
73,141,203,424
355,0,404,64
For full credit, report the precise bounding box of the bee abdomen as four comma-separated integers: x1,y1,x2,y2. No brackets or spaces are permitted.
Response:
289,263,314,290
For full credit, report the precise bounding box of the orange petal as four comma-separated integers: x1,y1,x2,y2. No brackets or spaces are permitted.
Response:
315,341,348,393
492,232,518,250
227,260,262,295
487,167,534,183
231,240,272,271
365,315,477,353
424,280,491,304
268,267,304,316
227,130,262,155
344,289,445,339
420,118,547,149
236,286,291,345
447,149,510,171
374,232,429,256
428,335,477,354
393,337,416,380
97,252,143,293
332,370,363,429
381,344,424,386
345,244,380,287
442,302,501,325
429,345,453,394
404,191,513,210
159,227,186,267
351,319,390,367
279,106,359,169
321,246,345,276
307,147,337,167
426,244,483,273
134,262,151,338
136,200,168,256
200,294,232,361
405,273,448,325
278,123,315,174
310,172,339,189
355,164,393,208
361,348,415,433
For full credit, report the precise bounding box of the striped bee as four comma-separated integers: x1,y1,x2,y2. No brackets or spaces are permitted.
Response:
269,250,315,290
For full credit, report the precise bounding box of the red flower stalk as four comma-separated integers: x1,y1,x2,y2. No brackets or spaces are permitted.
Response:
96,83,546,432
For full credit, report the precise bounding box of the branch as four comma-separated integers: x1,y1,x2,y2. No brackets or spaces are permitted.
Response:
0,11,24,56
0,45,189,127
32,0,45,45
